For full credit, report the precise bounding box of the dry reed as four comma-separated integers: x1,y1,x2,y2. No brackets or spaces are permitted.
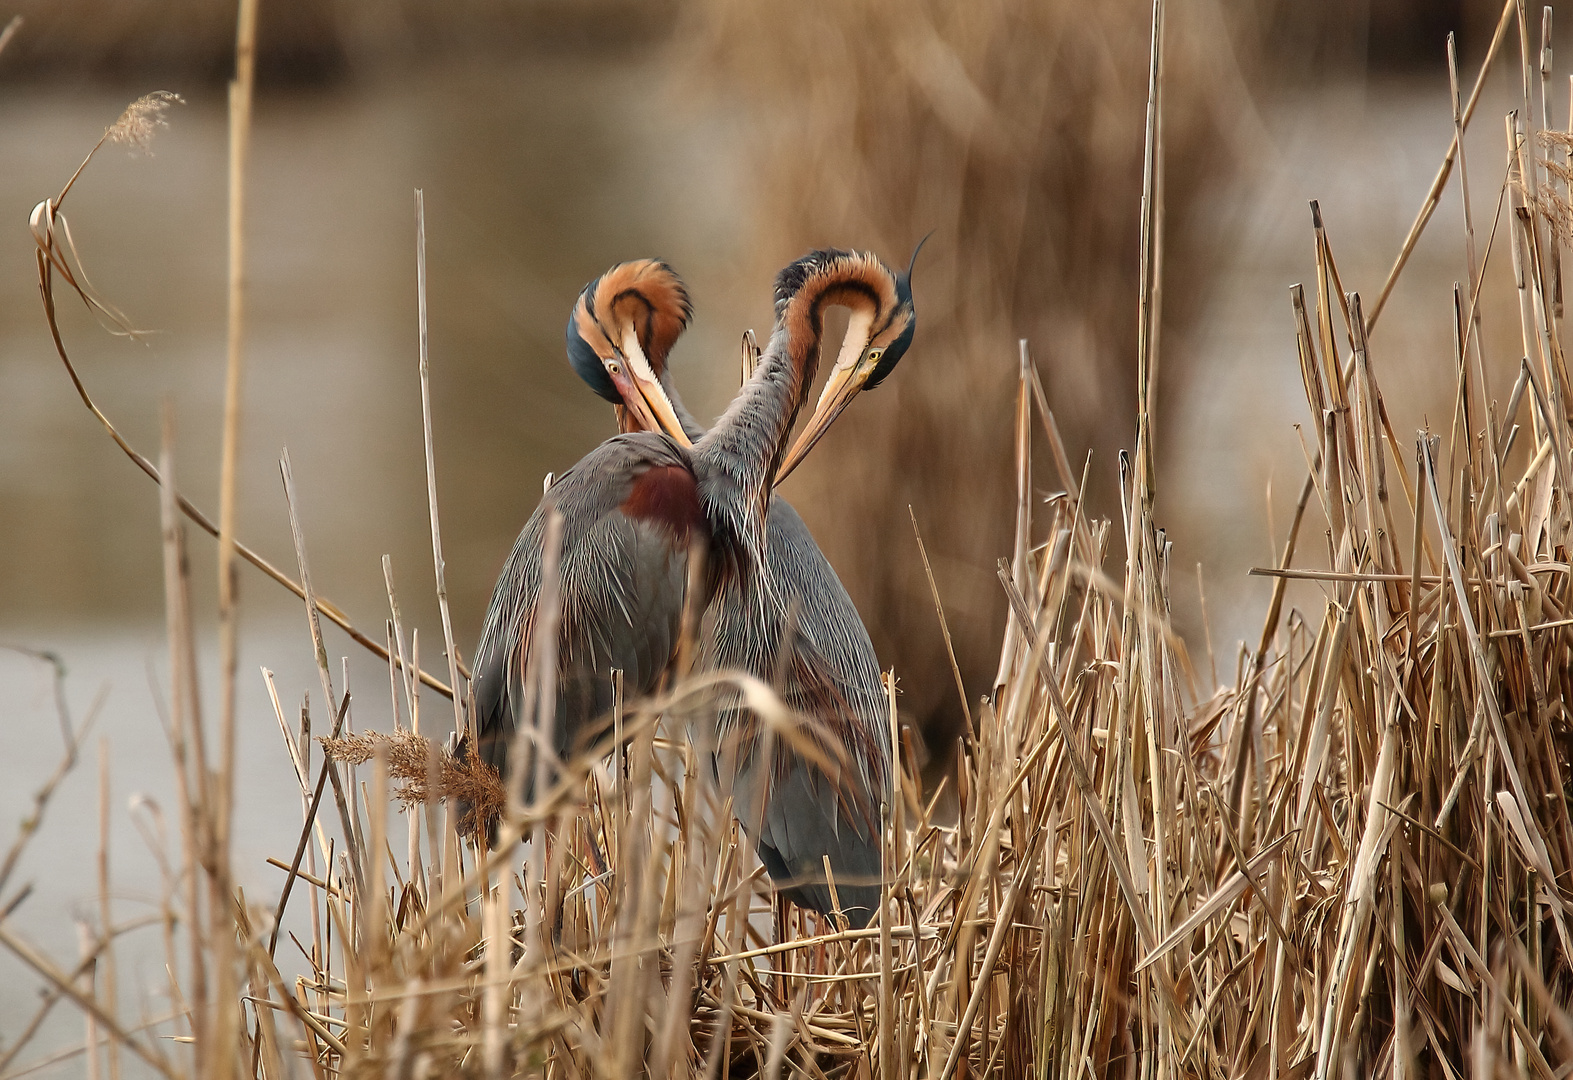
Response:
12,3,1573,1077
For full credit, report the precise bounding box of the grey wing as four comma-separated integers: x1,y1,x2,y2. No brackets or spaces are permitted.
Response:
471,506,547,786
767,498,888,737
713,497,893,926
471,438,696,802
552,505,692,751
739,753,883,929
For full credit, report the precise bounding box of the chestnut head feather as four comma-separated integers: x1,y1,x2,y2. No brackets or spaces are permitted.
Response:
565,259,694,443
771,243,922,481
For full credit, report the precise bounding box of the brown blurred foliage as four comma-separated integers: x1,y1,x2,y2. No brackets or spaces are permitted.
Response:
676,0,1508,754
0,0,675,82
677,0,1256,753
0,0,1498,83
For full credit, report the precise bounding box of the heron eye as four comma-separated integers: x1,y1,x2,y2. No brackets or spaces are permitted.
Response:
607,361,622,374
866,349,883,364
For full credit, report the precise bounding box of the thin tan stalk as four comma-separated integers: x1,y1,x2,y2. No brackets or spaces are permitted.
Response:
1365,0,1517,332
210,4,259,1067
95,743,120,1080
413,188,470,739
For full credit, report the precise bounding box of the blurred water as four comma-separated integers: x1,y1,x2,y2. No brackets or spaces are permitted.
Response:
0,54,757,1072
1168,72,1528,657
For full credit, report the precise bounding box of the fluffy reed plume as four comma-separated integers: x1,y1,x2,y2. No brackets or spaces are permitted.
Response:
104,89,184,153
26,91,183,342
322,731,507,833
1533,131,1573,245
13,8,1573,1078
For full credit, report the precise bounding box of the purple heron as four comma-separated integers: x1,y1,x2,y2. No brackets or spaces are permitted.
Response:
472,251,916,927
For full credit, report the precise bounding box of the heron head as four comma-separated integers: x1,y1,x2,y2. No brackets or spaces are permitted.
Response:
565,260,694,445
774,238,925,482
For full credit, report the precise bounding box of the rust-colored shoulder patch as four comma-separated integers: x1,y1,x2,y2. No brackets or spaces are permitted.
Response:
621,464,706,545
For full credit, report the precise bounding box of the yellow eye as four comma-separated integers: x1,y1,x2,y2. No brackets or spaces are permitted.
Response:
607,361,622,374
866,349,883,363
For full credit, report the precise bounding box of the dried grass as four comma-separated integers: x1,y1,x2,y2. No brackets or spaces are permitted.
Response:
11,3,1573,1077
104,90,183,153
322,731,506,836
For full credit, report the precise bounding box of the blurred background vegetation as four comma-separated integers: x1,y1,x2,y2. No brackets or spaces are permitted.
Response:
6,0,1558,1058
0,0,1523,759
10,3,1572,1071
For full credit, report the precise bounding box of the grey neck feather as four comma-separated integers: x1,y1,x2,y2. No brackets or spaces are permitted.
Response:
694,321,808,501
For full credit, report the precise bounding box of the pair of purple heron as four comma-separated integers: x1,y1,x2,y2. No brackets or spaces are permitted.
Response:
470,248,917,928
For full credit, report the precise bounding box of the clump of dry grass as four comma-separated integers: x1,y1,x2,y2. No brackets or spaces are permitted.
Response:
322,730,507,835
12,2,1573,1077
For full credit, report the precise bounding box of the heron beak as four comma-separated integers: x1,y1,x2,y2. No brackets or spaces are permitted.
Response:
775,363,862,484
606,366,665,436
622,327,692,447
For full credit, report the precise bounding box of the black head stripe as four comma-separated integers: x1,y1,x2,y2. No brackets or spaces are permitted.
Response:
868,239,924,389
809,278,881,336
566,287,621,405
774,248,857,308
609,287,657,356
865,312,914,390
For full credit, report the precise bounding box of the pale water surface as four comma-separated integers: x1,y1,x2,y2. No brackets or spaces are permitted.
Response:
0,54,755,1071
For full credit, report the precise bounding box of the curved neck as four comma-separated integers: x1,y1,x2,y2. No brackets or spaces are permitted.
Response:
696,274,860,493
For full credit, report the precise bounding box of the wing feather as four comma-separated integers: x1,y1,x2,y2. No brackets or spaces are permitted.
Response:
470,434,701,805
707,497,892,927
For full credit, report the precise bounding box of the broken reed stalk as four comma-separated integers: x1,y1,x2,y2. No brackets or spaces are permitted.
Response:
1364,0,1516,333
22,91,461,701
20,5,1573,1076
279,448,368,905
30,181,459,700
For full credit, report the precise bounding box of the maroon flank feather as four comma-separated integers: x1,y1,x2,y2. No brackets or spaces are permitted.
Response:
788,648,882,831
621,465,705,545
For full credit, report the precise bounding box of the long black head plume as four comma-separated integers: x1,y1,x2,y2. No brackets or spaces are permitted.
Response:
566,277,619,404
866,233,928,389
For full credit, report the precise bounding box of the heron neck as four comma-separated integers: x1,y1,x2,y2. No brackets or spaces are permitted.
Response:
695,285,825,494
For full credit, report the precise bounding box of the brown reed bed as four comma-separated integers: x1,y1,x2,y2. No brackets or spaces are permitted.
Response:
11,2,1573,1077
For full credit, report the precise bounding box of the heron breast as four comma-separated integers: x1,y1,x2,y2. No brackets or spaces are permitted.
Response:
621,465,705,546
